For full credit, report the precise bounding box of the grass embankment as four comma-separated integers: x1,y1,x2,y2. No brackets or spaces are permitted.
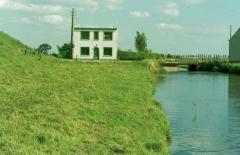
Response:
192,61,240,74
0,32,170,154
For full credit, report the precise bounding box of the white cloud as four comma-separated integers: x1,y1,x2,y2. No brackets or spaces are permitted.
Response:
40,15,64,24
184,0,206,5
0,0,125,12
156,23,182,30
21,15,64,25
105,0,124,10
1,0,62,13
0,0,6,8
156,23,227,34
21,17,35,24
129,11,150,18
158,2,180,17
79,0,98,11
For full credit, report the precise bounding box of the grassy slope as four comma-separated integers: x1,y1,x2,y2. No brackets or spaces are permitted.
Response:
0,33,169,154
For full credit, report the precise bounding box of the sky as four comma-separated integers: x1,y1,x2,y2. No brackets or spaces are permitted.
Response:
0,0,240,55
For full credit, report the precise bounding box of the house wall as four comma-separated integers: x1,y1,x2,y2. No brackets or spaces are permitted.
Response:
73,29,118,60
229,30,240,63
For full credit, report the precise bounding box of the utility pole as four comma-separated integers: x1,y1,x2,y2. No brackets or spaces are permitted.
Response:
71,8,74,58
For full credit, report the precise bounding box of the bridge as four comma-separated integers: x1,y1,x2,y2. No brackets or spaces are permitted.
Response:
162,61,201,72
162,61,200,67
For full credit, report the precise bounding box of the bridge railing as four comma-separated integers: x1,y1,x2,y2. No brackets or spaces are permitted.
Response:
161,54,229,66
162,54,229,60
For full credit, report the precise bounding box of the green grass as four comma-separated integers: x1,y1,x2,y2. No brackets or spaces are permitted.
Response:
0,33,170,154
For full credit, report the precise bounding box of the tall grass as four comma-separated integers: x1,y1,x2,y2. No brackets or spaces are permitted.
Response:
146,59,166,74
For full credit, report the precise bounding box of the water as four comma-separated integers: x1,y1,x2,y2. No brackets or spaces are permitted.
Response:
155,72,240,155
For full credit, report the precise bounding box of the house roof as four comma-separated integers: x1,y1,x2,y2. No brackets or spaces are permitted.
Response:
230,28,240,41
74,27,117,31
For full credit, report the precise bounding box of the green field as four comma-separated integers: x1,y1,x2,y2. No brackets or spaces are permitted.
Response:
0,32,170,154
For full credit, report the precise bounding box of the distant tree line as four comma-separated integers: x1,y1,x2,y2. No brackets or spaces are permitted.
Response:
117,31,230,61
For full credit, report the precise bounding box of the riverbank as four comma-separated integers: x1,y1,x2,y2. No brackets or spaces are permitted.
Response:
190,61,240,74
0,33,170,154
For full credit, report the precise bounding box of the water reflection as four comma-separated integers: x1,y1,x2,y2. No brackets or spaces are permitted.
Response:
155,72,240,155
227,75,240,153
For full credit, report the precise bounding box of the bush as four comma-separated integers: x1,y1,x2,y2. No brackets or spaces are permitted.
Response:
188,64,197,71
218,63,230,73
57,43,72,59
229,65,240,74
50,53,59,58
117,50,144,61
117,49,163,61
140,51,163,59
197,61,221,72
195,61,240,74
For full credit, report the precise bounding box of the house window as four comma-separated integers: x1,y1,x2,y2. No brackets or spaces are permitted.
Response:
81,47,90,56
94,32,99,40
81,31,90,40
104,32,113,40
104,47,113,56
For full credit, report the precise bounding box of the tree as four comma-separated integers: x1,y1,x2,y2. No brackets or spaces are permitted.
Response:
38,44,52,55
37,44,51,60
135,31,148,52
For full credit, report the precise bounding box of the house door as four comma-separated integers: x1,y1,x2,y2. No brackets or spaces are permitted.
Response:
94,47,99,60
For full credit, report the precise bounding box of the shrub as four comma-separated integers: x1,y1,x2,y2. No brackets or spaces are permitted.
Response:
50,53,59,58
188,64,197,71
218,63,230,73
197,61,221,72
57,43,72,59
229,65,240,74
117,49,163,61
140,51,163,59
195,61,240,74
117,50,144,61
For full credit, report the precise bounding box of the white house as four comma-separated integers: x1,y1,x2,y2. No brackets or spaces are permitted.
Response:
73,27,118,60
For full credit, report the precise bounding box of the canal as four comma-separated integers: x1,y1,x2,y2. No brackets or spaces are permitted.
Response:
155,72,240,155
